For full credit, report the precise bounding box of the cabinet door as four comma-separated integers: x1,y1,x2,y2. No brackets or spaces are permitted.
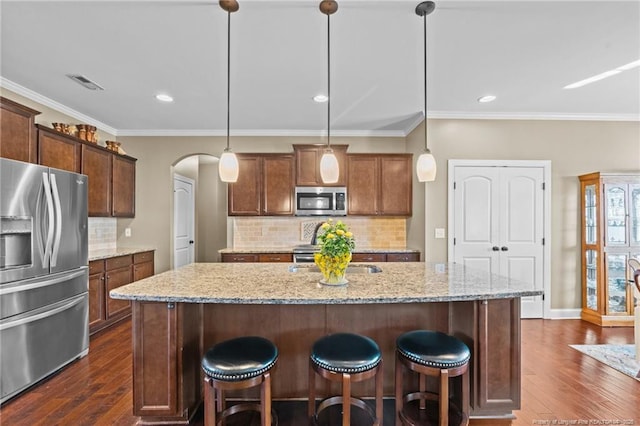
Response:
630,184,640,247
378,155,412,216
112,156,136,217
0,97,39,163
82,144,112,216
347,155,378,215
263,154,294,215
105,266,132,319
88,272,105,329
133,261,154,281
228,155,261,215
294,145,347,187
38,128,81,173
604,184,628,246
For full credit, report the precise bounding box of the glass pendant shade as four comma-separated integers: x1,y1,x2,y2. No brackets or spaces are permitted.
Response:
416,150,436,182
320,150,339,184
218,150,239,183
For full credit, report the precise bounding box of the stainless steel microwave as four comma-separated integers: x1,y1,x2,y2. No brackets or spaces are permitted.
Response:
294,187,347,216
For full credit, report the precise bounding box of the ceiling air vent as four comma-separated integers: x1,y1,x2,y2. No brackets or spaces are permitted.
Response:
66,74,104,91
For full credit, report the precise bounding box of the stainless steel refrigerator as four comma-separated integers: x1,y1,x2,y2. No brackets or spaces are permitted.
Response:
0,158,89,404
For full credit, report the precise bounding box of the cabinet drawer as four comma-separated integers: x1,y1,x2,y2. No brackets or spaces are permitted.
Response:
386,253,420,262
106,255,132,271
221,253,259,263
258,253,293,263
351,253,386,262
89,260,105,274
133,262,154,281
134,251,154,264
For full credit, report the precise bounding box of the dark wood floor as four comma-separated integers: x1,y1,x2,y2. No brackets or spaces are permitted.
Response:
0,318,638,425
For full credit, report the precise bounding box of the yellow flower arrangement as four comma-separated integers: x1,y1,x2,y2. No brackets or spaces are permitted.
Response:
313,220,355,284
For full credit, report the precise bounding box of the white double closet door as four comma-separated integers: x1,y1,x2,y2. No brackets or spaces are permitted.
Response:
449,162,548,318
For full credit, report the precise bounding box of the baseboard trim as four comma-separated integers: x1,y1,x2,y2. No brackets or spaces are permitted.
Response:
547,308,581,319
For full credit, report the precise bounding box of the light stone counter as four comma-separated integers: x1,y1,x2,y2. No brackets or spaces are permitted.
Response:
110,261,541,304
89,247,156,261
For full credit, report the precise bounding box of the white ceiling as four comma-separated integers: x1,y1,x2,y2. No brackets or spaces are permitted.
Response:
1,0,639,137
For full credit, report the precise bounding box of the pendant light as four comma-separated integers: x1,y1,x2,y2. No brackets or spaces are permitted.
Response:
415,1,437,182
218,0,240,183
319,0,339,184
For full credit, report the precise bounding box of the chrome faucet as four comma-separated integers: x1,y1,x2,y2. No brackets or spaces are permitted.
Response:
310,222,324,245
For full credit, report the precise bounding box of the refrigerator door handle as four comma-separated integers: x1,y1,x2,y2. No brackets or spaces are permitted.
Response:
41,172,55,268
0,294,86,332
0,269,87,296
50,174,63,267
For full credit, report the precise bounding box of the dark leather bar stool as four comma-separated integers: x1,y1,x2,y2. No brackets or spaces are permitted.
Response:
309,333,383,426
202,336,278,426
395,330,470,426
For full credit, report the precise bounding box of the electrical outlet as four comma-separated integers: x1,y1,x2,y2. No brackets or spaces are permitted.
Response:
434,228,445,239
125,228,131,237
435,263,446,273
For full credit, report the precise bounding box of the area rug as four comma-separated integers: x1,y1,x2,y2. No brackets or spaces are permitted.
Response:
569,344,640,381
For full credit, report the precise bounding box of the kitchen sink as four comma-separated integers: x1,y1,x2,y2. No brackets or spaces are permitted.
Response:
288,264,382,274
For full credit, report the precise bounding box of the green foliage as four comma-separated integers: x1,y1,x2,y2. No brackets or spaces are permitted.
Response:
315,219,355,257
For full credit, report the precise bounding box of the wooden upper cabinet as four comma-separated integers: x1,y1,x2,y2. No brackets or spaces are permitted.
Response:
112,155,136,217
379,155,413,216
37,125,81,173
228,155,262,215
347,153,412,216
263,154,294,215
81,144,112,216
228,154,294,216
294,144,348,187
0,97,40,163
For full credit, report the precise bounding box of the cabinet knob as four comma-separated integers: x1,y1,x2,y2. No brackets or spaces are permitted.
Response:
501,246,509,251
492,246,500,251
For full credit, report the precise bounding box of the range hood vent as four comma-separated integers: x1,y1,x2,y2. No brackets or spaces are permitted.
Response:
67,74,104,91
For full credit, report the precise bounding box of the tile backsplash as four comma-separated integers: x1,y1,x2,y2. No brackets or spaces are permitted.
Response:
88,217,117,252
232,217,406,249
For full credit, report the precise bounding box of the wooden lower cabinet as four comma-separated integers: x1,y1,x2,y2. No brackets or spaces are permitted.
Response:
130,299,521,424
89,251,154,335
132,301,202,423
223,251,419,263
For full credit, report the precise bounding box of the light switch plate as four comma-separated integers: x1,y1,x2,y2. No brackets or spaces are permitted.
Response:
125,228,131,237
434,228,445,239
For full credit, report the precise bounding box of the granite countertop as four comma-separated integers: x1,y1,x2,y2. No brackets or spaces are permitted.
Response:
218,247,420,254
89,247,156,261
110,262,542,304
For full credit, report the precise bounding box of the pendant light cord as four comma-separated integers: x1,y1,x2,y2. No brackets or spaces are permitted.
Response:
226,10,231,151
423,12,428,152
327,13,331,149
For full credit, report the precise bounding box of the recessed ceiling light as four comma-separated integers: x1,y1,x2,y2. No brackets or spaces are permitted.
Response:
155,93,174,103
477,95,496,103
313,94,328,103
564,59,640,89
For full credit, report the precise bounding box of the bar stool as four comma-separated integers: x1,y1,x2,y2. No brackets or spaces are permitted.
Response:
202,336,278,426
309,333,383,426
395,330,470,426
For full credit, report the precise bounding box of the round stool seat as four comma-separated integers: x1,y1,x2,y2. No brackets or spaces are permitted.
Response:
202,336,278,381
397,330,470,369
311,333,381,374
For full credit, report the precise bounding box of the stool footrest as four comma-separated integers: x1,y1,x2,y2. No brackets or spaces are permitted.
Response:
312,396,378,426
219,402,278,426
399,392,467,426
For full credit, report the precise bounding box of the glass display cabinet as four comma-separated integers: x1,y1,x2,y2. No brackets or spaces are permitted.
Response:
579,172,640,326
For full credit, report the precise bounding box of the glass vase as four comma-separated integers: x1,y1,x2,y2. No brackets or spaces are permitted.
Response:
314,252,351,285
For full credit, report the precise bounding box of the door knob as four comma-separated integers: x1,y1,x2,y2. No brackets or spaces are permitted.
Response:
492,246,499,251
189,240,194,244
501,246,509,251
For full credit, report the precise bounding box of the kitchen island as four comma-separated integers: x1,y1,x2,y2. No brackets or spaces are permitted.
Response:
111,262,541,425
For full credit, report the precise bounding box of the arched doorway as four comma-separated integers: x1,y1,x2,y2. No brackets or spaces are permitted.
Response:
172,154,227,268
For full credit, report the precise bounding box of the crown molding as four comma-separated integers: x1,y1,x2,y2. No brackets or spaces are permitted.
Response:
427,110,640,122
116,128,408,137
1,78,119,135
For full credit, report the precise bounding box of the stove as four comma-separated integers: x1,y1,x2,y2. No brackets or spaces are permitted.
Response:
292,244,320,263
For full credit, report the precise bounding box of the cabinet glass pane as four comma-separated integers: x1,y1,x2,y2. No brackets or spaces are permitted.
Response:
606,253,627,313
606,186,627,245
585,250,597,311
584,184,597,244
631,185,640,246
